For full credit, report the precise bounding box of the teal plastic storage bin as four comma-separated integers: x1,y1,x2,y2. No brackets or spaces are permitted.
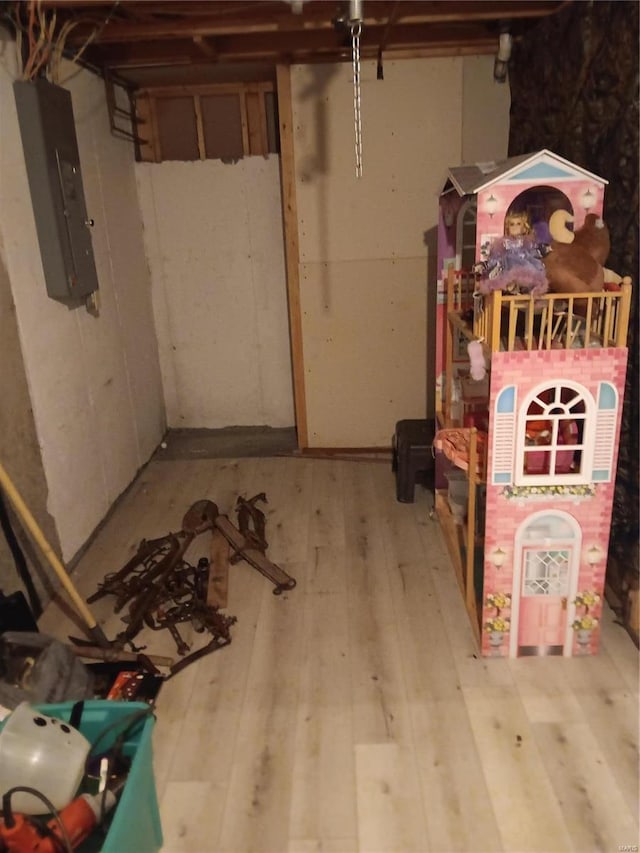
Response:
33,700,163,853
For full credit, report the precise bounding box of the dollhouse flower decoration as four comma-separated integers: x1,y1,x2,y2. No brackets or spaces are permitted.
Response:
572,613,599,631
572,589,600,650
485,592,511,648
573,590,601,609
485,591,511,611
484,616,510,633
484,616,511,655
572,612,599,651
484,615,510,649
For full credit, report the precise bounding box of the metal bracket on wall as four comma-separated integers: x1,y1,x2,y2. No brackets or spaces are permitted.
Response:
104,69,147,156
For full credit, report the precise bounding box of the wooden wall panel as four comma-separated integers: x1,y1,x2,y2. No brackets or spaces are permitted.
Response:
292,59,462,265
289,56,508,447
300,258,427,448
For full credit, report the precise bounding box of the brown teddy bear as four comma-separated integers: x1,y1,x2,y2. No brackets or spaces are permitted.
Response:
543,210,606,294
544,210,631,296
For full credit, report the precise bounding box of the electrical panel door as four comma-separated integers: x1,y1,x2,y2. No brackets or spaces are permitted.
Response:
14,78,99,306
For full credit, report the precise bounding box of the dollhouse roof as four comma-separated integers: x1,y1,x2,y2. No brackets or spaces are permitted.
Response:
443,149,608,197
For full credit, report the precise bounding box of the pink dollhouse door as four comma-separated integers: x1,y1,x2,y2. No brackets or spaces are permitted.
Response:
517,547,570,654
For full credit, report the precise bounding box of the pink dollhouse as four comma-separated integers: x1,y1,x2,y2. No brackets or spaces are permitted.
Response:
433,149,632,658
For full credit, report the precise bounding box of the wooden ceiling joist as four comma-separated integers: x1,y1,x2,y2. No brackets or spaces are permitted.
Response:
10,0,570,83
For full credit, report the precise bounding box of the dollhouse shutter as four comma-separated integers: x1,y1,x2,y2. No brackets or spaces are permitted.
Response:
492,386,516,485
591,382,618,482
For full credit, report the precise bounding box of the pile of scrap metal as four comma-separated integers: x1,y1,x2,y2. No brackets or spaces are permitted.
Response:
83,495,296,677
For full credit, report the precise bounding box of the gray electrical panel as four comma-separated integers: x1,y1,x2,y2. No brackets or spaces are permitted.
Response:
14,78,99,307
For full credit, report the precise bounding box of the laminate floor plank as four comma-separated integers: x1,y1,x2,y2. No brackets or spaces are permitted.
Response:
369,465,464,703
144,457,265,797
462,685,574,852
155,457,287,832
33,456,638,853
412,697,504,853
288,552,357,848
342,463,414,746
308,459,347,550
215,561,306,853
599,602,639,694
157,781,222,853
509,656,586,723
288,839,359,853
530,719,637,851
569,686,639,820
368,466,503,852
355,742,429,853
261,456,314,563
429,556,516,691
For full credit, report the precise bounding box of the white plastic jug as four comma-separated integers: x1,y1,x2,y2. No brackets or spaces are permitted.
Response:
0,702,90,814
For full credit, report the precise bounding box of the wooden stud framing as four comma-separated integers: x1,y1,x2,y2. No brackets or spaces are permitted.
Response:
193,94,206,160
134,93,155,162
135,81,276,161
148,95,162,163
238,90,250,157
245,90,264,155
276,63,307,449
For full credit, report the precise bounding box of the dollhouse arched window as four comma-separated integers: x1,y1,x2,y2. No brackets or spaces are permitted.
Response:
493,380,619,487
515,381,595,486
455,199,477,271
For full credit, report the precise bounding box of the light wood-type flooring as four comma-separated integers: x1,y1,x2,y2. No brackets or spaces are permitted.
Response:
40,456,639,853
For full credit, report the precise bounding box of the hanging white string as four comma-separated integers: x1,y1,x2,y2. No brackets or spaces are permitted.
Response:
351,22,363,178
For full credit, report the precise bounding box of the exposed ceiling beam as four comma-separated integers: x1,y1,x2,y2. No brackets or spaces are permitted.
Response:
11,0,570,84
60,1,566,45
79,22,503,70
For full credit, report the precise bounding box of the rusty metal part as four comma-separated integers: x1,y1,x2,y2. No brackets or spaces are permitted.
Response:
87,495,294,670
67,640,174,669
167,633,231,679
194,557,209,604
214,514,296,595
207,528,230,609
88,501,220,655
234,492,268,556
86,535,179,608
182,499,219,533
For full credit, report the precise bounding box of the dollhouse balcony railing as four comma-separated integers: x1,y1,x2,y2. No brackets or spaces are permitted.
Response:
447,269,632,354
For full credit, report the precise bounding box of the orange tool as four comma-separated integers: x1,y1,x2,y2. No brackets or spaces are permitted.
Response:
0,789,117,852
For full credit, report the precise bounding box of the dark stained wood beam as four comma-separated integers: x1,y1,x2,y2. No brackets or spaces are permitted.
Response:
78,21,504,69
23,0,570,79
61,1,568,45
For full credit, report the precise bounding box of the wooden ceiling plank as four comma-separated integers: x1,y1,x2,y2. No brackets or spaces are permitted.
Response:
62,0,566,45
193,35,218,60
43,0,569,78
82,20,508,64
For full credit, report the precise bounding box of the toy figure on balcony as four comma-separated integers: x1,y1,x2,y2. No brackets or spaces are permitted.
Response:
474,209,548,297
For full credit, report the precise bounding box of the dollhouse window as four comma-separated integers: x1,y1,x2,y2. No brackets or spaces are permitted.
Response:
592,382,619,482
492,386,516,485
455,200,477,271
515,382,594,486
495,381,619,487
523,548,570,596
